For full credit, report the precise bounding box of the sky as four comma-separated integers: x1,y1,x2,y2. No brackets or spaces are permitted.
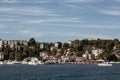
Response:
0,0,120,42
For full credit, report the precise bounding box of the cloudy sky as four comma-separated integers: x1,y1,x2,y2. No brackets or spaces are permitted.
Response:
0,0,120,42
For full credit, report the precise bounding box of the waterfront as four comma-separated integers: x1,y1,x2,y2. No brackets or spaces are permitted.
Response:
0,64,120,80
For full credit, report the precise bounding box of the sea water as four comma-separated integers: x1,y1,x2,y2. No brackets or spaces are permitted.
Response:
0,64,120,80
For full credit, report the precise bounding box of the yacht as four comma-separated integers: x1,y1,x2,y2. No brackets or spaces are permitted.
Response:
97,62,112,66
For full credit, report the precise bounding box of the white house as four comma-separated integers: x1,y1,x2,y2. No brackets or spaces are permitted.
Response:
82,50,89,59
92,48,104,57
40,43,45,49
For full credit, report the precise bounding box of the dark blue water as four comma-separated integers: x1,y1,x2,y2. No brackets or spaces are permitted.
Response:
0,64,120,80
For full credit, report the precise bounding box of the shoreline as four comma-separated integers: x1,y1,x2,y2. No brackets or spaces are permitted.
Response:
0,60,120,65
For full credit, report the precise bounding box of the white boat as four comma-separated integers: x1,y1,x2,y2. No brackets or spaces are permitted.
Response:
27,61,38,65
0,61,4,65
97,62,112,66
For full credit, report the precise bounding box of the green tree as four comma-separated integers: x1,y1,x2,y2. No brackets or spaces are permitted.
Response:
29,37,36,46
51,48,57,55
23,46,29,52
73,39,80,47
4,47,10,60
114,38,120,47
73,39,80,51
9,52,15,60
63,43,69,50
108,54,117,62
15,53,23,61
103,52,110,60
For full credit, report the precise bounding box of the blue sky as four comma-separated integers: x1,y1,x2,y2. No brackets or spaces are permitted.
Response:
0,0,120,42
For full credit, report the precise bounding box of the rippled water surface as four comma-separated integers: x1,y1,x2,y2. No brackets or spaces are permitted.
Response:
0,64,120,80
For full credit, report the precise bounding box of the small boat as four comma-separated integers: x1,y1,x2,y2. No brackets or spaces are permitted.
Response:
27,61,38,65
97,62,112,66
13,60,21,64
0,61,4,65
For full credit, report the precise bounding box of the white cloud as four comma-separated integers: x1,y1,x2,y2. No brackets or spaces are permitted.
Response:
101,10,120,15
62,24,120,29
0,7,59,17
0,0,19,3
61,4,77,8
31,1,49,3
22,18,81,24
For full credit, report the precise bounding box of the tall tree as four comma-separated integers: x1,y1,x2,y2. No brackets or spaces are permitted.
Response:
29,38,36,46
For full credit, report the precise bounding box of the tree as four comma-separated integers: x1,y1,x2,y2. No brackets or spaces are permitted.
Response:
63,43,69,50
73,39,80,51
81,39,88,45
23,46,29,53
9,52,15,60
57,42,62,49
103,52,110,60
15,53,23,61
114,38,120,47
105,40,114,51
29,38,36,46
108,54,117,62
51,48,57,55
73,39,80,47
4,46,11,60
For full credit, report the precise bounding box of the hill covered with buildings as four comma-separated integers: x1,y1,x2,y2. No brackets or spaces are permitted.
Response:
0,38,120,63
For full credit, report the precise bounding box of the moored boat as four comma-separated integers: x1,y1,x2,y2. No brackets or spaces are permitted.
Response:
97,62,112,66
0,61,4,65
27,61,38,65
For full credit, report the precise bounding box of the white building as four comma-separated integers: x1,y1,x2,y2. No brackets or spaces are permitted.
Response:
20,40,28,46
92,49,104,57
0,40,3,49
40,43,45,49
54,43,59,48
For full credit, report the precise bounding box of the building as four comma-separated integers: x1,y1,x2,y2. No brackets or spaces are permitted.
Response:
54,42,62,49
0,40,3,50
40,43,45,49
20,40,28,46
92,48,104,57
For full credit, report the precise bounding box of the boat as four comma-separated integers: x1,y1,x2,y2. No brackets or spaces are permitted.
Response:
0,61,4,65
97,62,112,66
27,61,38,65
